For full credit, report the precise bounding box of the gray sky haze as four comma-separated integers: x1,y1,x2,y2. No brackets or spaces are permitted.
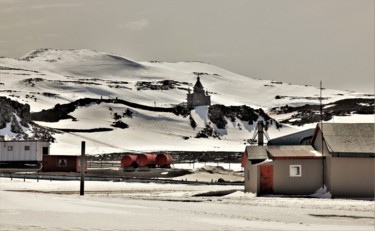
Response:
0,0,373,93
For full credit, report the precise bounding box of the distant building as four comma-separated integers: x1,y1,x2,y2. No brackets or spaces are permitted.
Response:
42,155,87,172
187,76,211,108
0,140,49,167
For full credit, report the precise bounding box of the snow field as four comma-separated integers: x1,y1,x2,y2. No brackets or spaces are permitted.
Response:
0,177,373,231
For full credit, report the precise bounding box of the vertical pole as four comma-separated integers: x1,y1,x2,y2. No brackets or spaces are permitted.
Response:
80,141,85,196
320,81,325,187
320,81,323,127
321,82,324,158
257,121,264,146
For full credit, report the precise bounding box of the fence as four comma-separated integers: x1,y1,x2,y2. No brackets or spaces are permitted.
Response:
0,172,243,186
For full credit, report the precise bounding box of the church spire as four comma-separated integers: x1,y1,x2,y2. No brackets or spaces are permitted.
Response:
193,76,204,93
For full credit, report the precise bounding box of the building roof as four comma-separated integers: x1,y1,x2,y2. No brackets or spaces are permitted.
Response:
0,140,48,143
315,123,375,157
246,145,322,162
266,145,322,159
246,146,269,160
193,76,204,91
267,129,315,145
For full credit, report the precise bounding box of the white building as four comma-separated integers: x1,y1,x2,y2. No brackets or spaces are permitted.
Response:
0,140,49,167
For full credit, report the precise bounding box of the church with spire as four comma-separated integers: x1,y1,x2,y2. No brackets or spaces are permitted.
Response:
187,76,211,108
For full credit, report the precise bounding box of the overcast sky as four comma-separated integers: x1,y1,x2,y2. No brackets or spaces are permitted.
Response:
0,0,373,93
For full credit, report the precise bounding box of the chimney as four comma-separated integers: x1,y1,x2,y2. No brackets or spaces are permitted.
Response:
257,121,264,145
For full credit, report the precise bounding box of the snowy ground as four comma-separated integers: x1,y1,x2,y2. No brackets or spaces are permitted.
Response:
1,177,373,231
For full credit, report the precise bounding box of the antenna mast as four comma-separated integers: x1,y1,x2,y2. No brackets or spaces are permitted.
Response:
320,80,324,151
320,81,323,125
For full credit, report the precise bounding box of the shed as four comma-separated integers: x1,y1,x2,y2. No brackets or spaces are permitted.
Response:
312,123,375,198
244,145,323,196
42,155,87,172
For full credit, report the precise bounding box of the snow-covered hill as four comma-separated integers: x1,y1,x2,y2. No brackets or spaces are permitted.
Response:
0,49,373,154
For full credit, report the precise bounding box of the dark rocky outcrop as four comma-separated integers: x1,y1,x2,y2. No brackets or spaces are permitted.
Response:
207,104,276,129
189,115,197,129
195,125,214,138
272,98,374,126
0,97,31,130
135,80,191,91
111,120,129,129
31,97,190,122
57,128,113,133
0,96,54,141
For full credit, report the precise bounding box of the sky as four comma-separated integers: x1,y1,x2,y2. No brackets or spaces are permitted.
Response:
0,0,373,93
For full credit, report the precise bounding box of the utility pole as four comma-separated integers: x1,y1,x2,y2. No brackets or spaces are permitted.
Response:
320,81,324,155
80,141,85,196
257,121,264,146
320,81,323,126
320,81,325,187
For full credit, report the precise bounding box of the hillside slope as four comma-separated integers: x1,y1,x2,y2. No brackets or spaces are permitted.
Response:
0,49,373,154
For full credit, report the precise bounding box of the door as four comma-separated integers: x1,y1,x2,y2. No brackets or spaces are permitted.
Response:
260,165,273,194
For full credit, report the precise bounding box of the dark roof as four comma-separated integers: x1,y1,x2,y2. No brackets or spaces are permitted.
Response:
315,123,375,157
267,129,315,145
194,77,204,90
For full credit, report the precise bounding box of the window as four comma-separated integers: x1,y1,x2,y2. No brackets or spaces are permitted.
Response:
7,146,13,151
42,147,49,155
290,165,302,177
25,146,30,151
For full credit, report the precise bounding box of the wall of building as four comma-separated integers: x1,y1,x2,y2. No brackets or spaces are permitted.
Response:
0,141,48,162
42,155,86,172
187,93,211,108
330,157,374,198
312,131,330,156
244,159,259,194
324,155,332,191
244,159,251,192
312,131,332,191
273,159,323,195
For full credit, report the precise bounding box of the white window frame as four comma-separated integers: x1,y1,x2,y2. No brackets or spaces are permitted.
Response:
289,165,302,177
7,146,13,151
25,146,30,151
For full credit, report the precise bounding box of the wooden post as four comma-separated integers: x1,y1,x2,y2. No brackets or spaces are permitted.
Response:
257,121,264,145
80,141,85,196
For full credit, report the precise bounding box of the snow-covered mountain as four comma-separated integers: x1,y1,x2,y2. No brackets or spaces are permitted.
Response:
0,49,373,154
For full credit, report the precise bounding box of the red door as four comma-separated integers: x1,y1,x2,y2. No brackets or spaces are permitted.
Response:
260,165,273,194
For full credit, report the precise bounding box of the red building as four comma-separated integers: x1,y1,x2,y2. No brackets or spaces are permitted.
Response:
42,155,87,172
